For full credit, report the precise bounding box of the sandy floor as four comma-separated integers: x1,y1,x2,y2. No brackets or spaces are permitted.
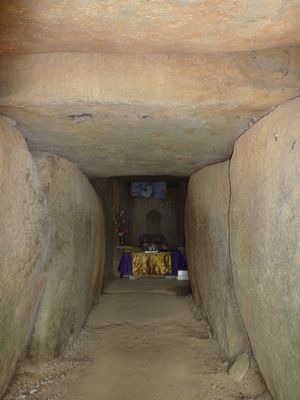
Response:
5,278,267,400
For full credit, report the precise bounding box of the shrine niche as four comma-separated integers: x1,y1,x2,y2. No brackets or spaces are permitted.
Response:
130,181,183,246
146,209,161,234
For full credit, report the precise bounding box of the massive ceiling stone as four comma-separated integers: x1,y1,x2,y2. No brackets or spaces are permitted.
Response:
0,1,300,177
0,1,300,54
0,49,299,177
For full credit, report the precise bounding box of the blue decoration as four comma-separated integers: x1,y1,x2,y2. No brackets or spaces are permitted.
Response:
131,182,166,199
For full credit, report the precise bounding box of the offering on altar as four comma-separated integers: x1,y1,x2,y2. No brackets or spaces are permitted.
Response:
139,233,169,252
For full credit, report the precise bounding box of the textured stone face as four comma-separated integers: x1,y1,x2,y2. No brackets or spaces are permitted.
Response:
0,49,300,176
0,1,300,55
185,161,249,360
230,98,300,400
0,118,49,398
30,153,105,360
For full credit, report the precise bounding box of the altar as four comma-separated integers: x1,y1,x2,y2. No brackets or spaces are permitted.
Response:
118,250,187,277
114,181,187,277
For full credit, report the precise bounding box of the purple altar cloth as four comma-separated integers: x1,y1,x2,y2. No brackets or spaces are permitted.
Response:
118,253,133,276
170,251,187,275
118,251,187,277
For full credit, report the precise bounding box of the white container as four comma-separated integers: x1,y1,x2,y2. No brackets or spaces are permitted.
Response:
177,270,189,280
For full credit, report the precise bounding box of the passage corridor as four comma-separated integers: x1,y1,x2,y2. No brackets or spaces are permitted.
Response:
5,279,264,400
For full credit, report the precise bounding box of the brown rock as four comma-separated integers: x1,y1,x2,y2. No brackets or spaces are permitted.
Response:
228,353,250,381
229,353,267,395
185,161,249,360
0,1,299,54
0,117,49,398
230,97,300,400
0,49,300,177
30,152,105,360
259,392,274,400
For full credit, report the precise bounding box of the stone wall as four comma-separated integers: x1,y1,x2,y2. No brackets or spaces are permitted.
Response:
230,98,300,400
0,119,105,395
130,186,182,246
91,178,114,285
186,98,300,400
30,153,105,360
0,118,49,398
112,179,131,246
92,178,132,281
185,161,249,361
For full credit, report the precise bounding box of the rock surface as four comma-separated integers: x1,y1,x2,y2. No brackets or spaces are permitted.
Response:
91,179,114,285
230,97,300,400
0,49,300,177
259,392,274,400
0,1,299,54
185,161,249,360
0,118,49,398
228,353,266,394
228,353,250,382
30,153,105,361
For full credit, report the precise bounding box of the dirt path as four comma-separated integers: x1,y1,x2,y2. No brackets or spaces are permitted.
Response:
5,279,266,400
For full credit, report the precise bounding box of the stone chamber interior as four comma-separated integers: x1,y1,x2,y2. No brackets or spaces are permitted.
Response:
0,2,300,400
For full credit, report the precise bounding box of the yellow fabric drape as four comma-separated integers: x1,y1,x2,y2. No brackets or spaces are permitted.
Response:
132,252,171,276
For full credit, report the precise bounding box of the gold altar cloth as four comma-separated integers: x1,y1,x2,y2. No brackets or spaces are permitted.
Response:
132,252,171,276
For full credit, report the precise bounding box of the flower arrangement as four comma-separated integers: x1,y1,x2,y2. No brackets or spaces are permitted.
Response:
113,206,128,245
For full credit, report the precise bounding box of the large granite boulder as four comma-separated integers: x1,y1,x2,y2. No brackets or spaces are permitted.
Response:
30,152,105,360
185,161,249,360
230,98,300,400
0,117,49,398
